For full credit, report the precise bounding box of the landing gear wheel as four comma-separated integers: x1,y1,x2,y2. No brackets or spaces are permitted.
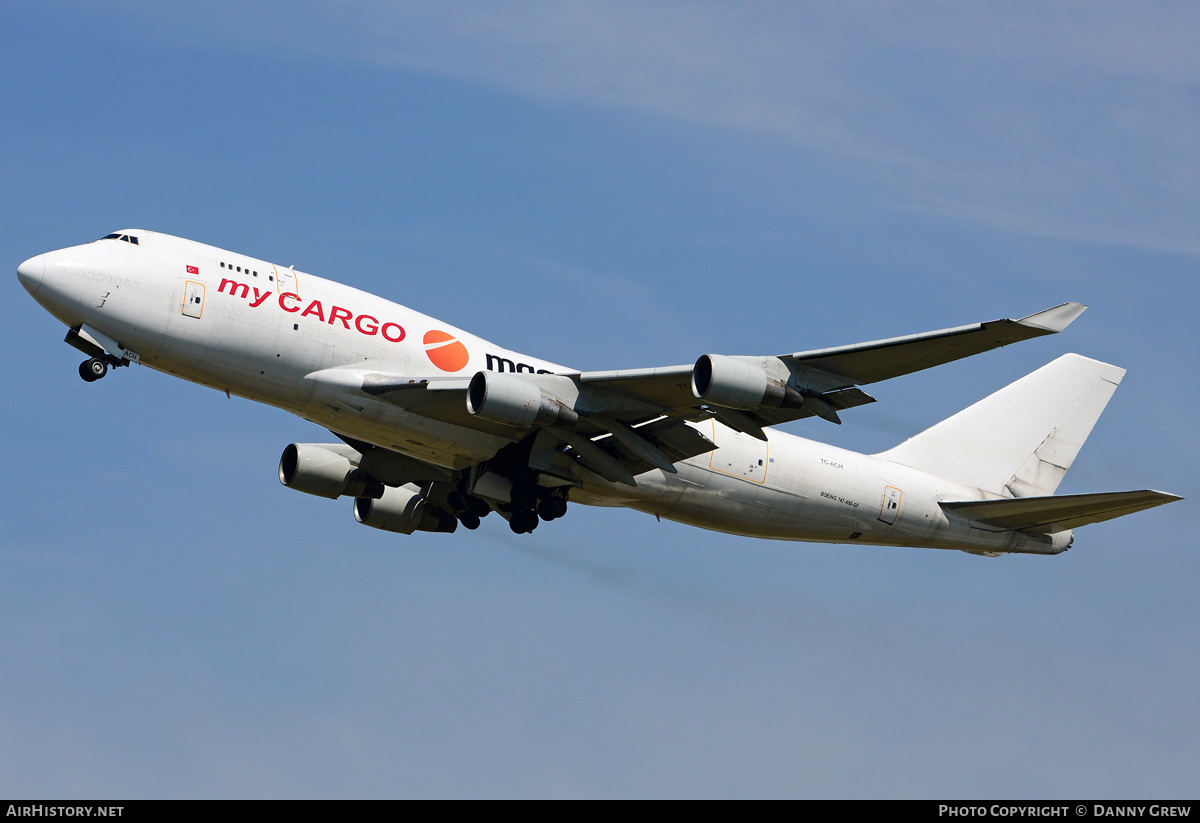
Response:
465,496,491,518
459,511,481,530
79,358,107,382
451,489,491,519
538,496,568,521
509,509,539,534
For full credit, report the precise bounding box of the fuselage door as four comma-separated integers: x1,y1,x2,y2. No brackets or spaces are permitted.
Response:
274,265,298,299
878,485,902,525
708,420,769,484
182,280,205,318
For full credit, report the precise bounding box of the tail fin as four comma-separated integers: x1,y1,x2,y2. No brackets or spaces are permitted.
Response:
882,354,1125,497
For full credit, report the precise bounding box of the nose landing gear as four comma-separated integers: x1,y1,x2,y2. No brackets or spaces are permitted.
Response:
66,326,136,383
78,357,108,382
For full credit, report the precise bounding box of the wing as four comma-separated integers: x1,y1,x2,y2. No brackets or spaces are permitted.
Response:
352,303,1084,485
358,370,718,485
579,302,1086,435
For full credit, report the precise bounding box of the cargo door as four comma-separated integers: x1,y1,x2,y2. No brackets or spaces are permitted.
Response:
708,420,769,484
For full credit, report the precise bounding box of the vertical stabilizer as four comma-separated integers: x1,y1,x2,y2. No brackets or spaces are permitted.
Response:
881,354,1125,497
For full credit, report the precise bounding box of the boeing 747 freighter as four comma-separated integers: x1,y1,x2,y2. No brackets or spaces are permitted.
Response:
17,230,1181,555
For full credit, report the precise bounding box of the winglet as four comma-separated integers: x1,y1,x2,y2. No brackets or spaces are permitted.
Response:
1017,302,1087,333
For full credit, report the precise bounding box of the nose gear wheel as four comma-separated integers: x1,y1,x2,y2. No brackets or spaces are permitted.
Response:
79,358,108,382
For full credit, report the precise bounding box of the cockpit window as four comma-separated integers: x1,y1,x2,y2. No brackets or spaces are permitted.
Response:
102,233,121,240
99,233,139,245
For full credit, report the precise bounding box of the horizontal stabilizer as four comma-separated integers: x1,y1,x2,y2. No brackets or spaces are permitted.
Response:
941,490,1182,534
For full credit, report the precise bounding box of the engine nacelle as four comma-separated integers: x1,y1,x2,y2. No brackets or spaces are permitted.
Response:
467,371,579,428
278,443,384,500
692,354,803,410
353,483,458,534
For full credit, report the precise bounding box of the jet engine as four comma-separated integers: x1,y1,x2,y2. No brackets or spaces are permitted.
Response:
467,371,579,428
353,483,458,534
278,443,384,500
691,354,803,410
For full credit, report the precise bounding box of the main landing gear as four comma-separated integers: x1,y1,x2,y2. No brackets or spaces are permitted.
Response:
446,489,492,531
78,357,108,382
506,487,569,535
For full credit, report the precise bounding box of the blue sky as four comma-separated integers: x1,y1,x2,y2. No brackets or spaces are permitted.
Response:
2,1,1197,798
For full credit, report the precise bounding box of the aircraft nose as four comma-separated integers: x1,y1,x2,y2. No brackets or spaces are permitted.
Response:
17,254,46,296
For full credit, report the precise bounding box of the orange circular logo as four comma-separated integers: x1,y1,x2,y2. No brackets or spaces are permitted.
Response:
423,330,469,372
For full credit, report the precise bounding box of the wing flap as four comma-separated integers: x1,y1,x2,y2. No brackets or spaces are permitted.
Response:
640,419,717,463
940,490,1182,533
586,418,718,478
749,386,877,428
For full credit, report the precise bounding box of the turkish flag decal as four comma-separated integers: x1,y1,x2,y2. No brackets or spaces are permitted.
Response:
186,265,199,274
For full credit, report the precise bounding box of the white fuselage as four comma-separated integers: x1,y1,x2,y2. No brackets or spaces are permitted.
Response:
19,230,1065,555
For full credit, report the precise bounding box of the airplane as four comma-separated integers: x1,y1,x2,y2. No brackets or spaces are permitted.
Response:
16,229,1181,556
